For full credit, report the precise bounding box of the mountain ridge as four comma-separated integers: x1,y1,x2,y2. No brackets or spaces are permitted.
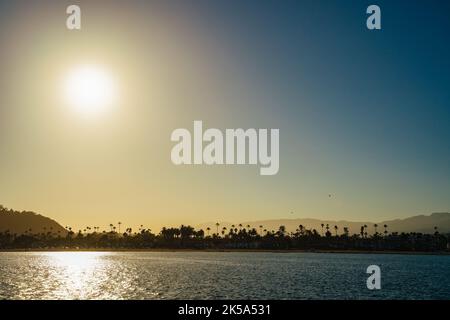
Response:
198,212,450,235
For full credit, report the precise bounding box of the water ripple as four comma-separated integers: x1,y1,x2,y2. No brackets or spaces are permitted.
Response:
0,252,449,299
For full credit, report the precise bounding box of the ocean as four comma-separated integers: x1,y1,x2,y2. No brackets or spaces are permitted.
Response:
0,251,449,299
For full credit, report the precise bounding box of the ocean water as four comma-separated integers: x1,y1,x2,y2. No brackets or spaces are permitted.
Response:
0,251,449,300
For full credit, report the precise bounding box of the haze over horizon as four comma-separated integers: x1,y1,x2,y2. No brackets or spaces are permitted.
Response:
0,0,449,232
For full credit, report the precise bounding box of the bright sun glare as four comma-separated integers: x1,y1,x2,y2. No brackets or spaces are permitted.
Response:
64,65,117,116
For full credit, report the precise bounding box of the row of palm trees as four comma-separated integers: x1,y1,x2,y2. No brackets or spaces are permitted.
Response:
5,220,442,241
50,221,441,241
0,221,447,251
203,222,395,238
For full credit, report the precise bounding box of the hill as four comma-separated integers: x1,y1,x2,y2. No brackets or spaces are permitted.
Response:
0,205,67,235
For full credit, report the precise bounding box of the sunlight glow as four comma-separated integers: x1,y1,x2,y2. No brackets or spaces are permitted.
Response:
64,65,117,116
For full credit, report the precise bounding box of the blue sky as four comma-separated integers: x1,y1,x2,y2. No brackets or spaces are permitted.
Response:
180,0,450,217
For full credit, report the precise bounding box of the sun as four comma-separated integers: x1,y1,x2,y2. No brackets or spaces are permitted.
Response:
63,65,117,116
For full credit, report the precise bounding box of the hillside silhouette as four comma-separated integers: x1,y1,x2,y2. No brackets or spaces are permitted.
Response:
0,205,67,236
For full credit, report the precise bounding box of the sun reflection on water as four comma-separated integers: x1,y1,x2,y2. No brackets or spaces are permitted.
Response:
0,251,166,300
41,252,110,299
29,252,115,299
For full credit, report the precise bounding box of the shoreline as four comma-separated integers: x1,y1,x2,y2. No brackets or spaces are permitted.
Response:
0,248,449,256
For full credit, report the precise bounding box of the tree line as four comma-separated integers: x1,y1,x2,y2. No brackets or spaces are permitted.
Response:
0,222,448,252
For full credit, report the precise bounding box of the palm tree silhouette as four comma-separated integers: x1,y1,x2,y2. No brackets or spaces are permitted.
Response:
118,222,122,234
278,225,286,236
343,227,349,237
215,223,220,236
374,224,378,235
299,225,305,236
321,223,324,236
334,225,338,236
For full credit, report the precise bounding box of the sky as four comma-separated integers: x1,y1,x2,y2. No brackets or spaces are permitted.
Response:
0,0,449,232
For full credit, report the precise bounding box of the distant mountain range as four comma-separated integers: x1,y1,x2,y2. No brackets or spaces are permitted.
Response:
0,205,67,235
198,212,450,235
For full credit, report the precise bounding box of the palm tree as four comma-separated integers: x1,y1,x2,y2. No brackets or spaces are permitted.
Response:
374,224,378,235
343,227,349,237
215,222,220,236
206,227,211,236
259,225,263,235
383,224,388,236
278,225,286,236
118,222,122,234
298,225,305,236
334,225,338,236
321,223,324,236
238,224,242,231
